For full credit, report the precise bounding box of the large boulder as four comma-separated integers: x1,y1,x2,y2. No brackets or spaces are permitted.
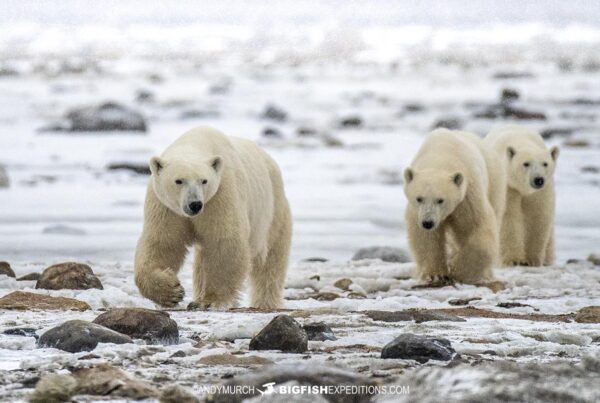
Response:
249,315,308,353
93,308,179,344
381,333,458,363
352,246,410,263
0,291,90,311
0,261,15,277
36,262,103,290
38,320,132,353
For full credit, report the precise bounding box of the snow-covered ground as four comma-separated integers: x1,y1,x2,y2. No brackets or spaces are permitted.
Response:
1,1,600,401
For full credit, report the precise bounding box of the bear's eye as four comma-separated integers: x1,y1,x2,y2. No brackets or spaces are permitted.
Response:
437,198,444,204
201,179,208,185
523,162,530,167
175,179,183,185
416,197,424,203
543,162,548,167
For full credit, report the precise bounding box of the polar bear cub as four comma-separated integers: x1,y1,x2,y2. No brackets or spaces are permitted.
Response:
485,124,559,266
403,129,506,284
134,126,292,309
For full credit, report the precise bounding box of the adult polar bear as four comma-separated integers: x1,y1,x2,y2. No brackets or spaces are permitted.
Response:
404,129,506,284
135,127,292,309
485,125,559,266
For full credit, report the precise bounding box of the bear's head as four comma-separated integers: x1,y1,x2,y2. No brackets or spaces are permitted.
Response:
403,168,467,231
506,145,558,195
149,155,223,217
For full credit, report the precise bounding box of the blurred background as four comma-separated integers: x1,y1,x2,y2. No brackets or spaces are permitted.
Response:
1,0,599,263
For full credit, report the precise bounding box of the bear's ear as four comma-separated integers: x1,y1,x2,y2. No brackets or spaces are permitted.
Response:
550,146,560,161
507,146,516,160
149,157,165,176
210,156,223,173
452,172,464,187
404,168,414,184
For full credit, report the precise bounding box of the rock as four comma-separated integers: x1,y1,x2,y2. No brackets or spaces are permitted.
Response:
581,166,600,174
431,117,463,130
249,315,308,353
501,88,520,102
339,116,363,128
321,134,344,147
497,302,537,310
364,309,465,323
474,104,546,120
198,353,273,366
93,308,179,344
106,162,150,175
3,327,38,338
38,320,132,353
540,128,575,139
575,306,600,323
352,246,410,263
303,322,337,341
0,261,15,277
448,297,481,306
179,109,220,119
42,224,86,236
160,385,200,403
261,104,288,122
404,103,425,112
302,257,328,262
333,278,353,291
17,272,41,281
587,254,600,265
135,89,155,103
564,138,590,148
313,292,340,301
296,126,318,136
0,164,9,188
262,127,283,138
36,262,103,290
492,71,534,79
73,363,159,399
44,102,147,132
0,291,90,311
381,333,458,363
211,364,377,403
30,373,77,403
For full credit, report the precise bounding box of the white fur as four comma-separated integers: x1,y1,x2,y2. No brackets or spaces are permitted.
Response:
404,129,506,284
135,127,292,309
485,124,558,266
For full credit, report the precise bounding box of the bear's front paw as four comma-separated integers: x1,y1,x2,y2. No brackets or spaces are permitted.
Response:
153,271,185,307
187,300,211,311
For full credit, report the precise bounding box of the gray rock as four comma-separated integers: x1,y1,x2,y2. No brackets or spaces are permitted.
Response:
303,322,337,341
36,262,103,290
431,117,463,130
474,104,546,120
42,224,87,236
16,272,41,281
38,320,132,353
3,327,38,339
0,261,15,277
501,88,520,102
261,104,288,122
0,164,9,188
44,102,147,132
211,363,377,403
352,246,410,263
93,307,179,344
106,162,151,175
262,127,283,138
381,333,458,363
249,315,308,353
339,115,363,128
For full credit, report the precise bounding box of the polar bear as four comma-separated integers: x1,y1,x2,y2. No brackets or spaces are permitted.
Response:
134,127,292,310
485,125,559,266
403,129,506,284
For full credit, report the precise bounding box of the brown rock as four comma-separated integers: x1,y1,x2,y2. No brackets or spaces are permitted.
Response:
575,306,600,323
72,364,159,399
93,308,179,344
0,291,90,311
333,278,353,291
36,262,103,290
0,261,15,277
17,272,40,281
198,353,273,366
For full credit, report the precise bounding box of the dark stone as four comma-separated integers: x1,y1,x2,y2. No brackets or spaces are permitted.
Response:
404,103,425,112
339,116,363,128
303,322,337,341
431,117,463,130
0,261,15,277
93,308,179,344
38,320,132,353
16,272,41,281
474,104,546,120
135,89,155,103
540,128,575,139
42,102,147,132
352,246,410,263
36,262,102,290
211,364,377,403
261,104,288,122
448,297,481,306
303,257,328,262
106,162,150,175
3,327,38,339
249,315,308,353
364,309,465,323
497,302,536,310
296,127,318,136
381,333,458,363
501,88,520,102
262,127,283,138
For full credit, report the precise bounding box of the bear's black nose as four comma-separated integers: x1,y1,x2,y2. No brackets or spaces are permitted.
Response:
188,201,203,214
533,177,544,188
422,220,435,230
